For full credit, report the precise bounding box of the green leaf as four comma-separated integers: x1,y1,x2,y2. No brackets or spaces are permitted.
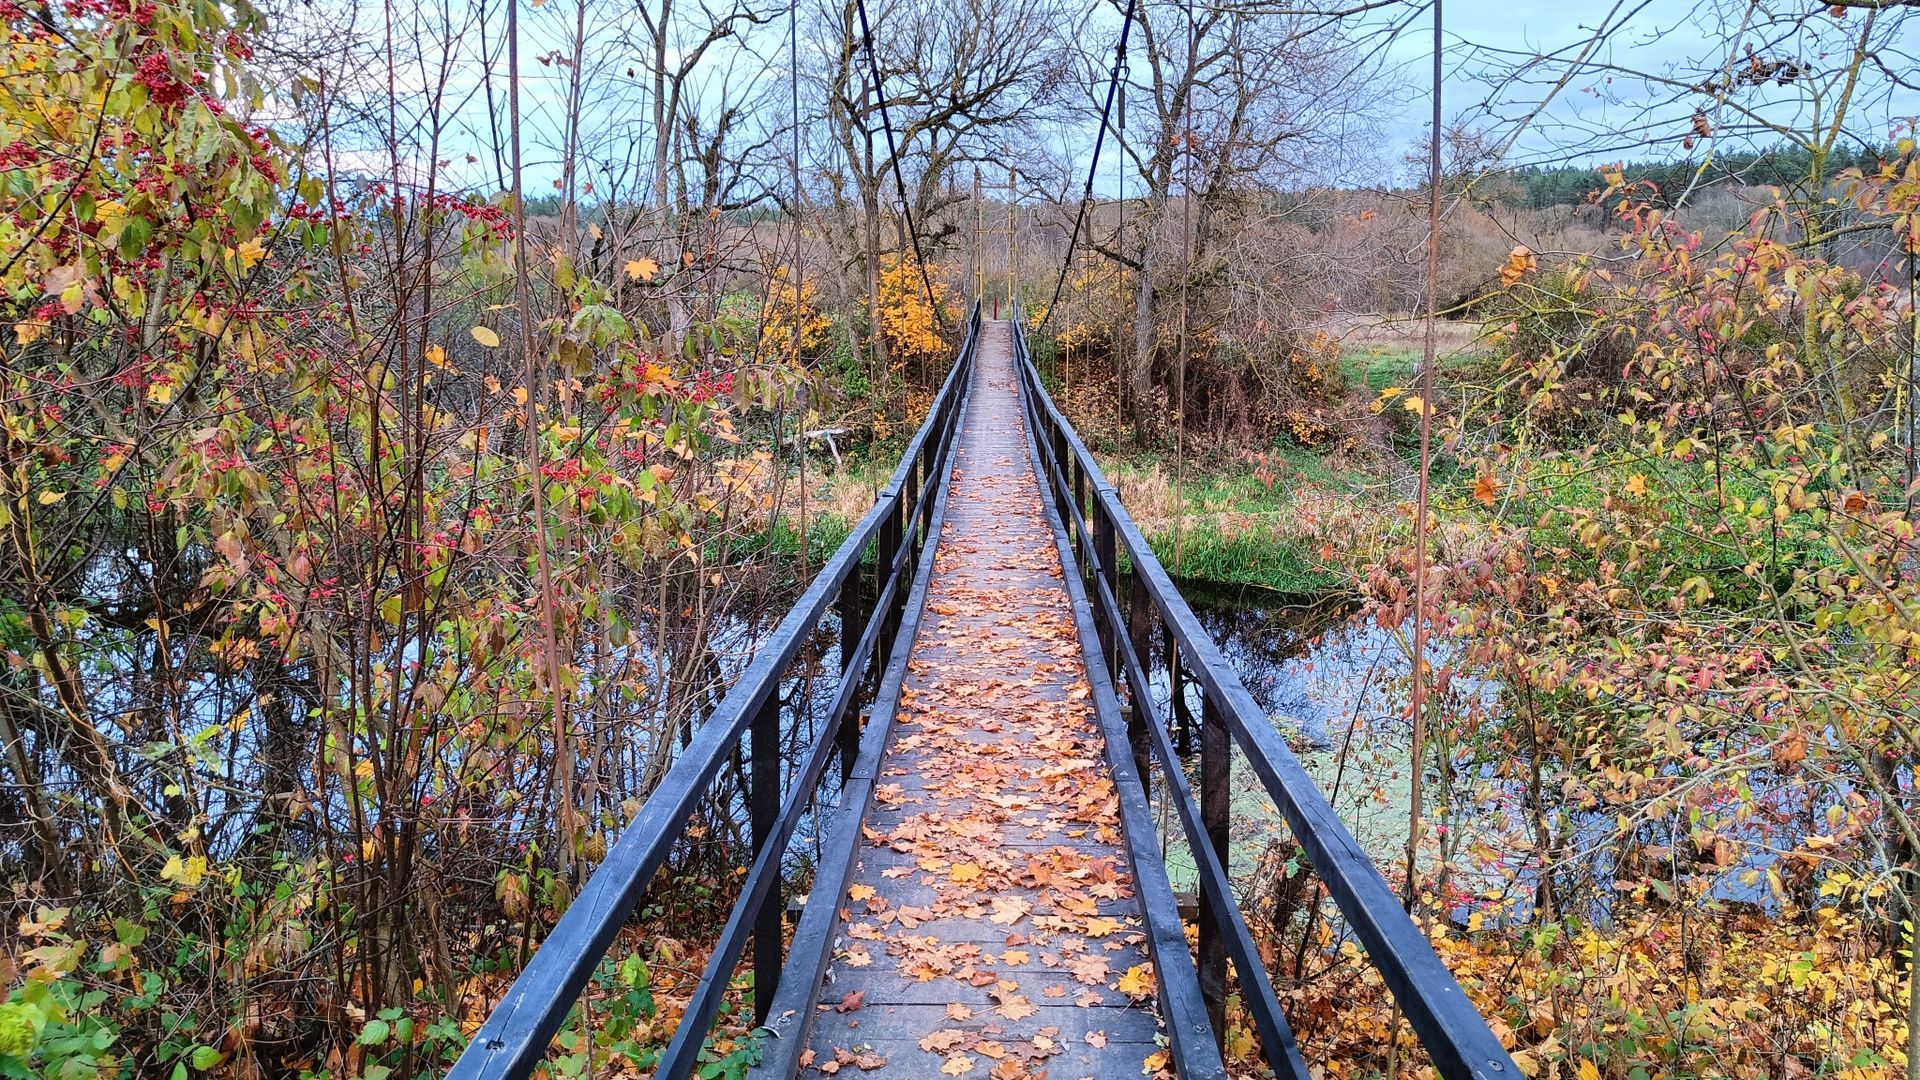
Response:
189,1045,222,1069
358,1018,391,1046
118,216,155,259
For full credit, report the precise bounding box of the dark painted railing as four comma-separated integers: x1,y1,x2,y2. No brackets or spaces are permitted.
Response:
1009,313,1520,1080
447,301,983,1080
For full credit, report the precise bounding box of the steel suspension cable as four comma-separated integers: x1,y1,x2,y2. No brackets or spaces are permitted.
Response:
791,0,808,577
852,0,948,331
1034,0,1138,334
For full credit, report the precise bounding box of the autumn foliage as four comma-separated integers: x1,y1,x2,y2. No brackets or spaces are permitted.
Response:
876,252,953,368
1331,155,1920,1077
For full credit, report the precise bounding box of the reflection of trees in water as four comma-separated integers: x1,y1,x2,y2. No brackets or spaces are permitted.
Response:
1171,581,1838,937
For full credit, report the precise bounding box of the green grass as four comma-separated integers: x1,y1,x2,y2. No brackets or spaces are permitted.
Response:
1339,345,1422,396
1143,518,1342,593
1099,456,1372,594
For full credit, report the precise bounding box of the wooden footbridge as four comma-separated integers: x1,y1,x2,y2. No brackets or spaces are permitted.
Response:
449,307,1518,1079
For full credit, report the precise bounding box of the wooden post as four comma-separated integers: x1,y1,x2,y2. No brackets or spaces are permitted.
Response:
973,166,983,301
751,694,783,1022
1008,165,1019,311
1197,692,1230,1046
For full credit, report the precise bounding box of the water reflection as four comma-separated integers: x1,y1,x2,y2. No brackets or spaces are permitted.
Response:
1155,579,1818,923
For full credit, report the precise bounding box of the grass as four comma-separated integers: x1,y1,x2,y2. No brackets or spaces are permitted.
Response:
725,445,898,581
1100,453,1390,594
1338,344,1422,397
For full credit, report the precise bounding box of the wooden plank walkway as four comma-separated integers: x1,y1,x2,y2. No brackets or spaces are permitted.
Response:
799,322,1166,1078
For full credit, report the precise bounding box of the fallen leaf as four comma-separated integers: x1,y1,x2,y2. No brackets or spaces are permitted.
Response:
1116,964,1154,999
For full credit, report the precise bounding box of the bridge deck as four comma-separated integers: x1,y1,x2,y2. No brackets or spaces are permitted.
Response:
800,322,1164,1077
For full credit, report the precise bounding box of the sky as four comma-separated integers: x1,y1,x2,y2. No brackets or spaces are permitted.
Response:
291,0,1920,201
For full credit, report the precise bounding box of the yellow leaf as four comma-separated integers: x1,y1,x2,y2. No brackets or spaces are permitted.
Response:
949,862,983,884
1624,473,1648,496
1577,1061,1600,1080
160,853,207,889
471,326,501,348
625,257,660,281
426,344,449,368
847,884,876,902
36,490,65,505
1143,1049,1170,1073
1402,394,1427,416
941,1054,974,1076
988,896,1030,925
1116,964,1154,999
233,237,266,270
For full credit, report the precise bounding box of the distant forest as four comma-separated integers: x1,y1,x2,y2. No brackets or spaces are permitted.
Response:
1493,143,1898,209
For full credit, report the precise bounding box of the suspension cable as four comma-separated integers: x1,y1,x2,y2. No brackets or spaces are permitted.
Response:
791,0,809,578
1034,0,1138,334
853,0,949,331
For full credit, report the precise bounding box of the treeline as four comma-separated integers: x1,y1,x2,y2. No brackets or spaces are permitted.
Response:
1495,143,1896,208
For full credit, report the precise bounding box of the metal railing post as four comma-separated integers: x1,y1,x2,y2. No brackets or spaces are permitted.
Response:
1126,570,1154,779
1072,459,1086,525
1198,690,1230,1046
837,573,867,781
1093,506,1117,653
878,497,904,666
750,694,783,1023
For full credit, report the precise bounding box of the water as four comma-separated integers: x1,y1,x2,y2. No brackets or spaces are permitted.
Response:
1159,580,1826,923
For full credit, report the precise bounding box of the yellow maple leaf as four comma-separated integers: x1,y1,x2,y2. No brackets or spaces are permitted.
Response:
625,257,660,281
988,897,1030,925
160,853,208,889
1116,964,1154,999
1624,473,1648,496
847,884,876,902
233,237,267,270
949,862,984,883
941,1053,974,1076
993,993,1036,1021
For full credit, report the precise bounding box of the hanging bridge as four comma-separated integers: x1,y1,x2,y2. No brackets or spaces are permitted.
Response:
445,307,1519,1080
